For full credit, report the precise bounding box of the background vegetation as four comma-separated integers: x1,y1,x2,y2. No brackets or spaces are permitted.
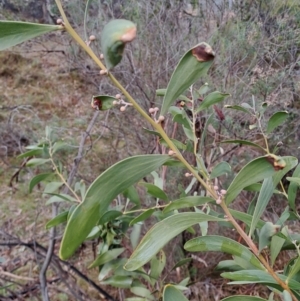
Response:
0,0,300,300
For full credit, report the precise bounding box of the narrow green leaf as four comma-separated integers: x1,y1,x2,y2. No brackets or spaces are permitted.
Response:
267,111,289,134
250,156,298,235
229,209,266,230
287,256,300,283
184,235,263,270
210,161,231,179
130,287,155,300
129,209,156,226
221,270,300,290
171,258,192,271
99,210,122,225
197,83,210,95
270,234,286,265
52,141,71,154
0,21,60,51
88,248,125,269
45,193,78,205
221,297,267,301
163,196,214,213
139,182,168,201
101,19,136,69
160,42,214,116
288,164,300,212
225,157,277,205
149,251,166,286
282,290,293,301
26,158,51,167
287,177,300,185
45,211,68,229
43,182,64,194
196,91,230,113
221,140,266,151
258,222,279,252
59,155,170,260
124,213,223,271
29,173,52,193
91,95,117,111
163,285,189,301
224,105,251,114
100,275,132,288
18,148,44,158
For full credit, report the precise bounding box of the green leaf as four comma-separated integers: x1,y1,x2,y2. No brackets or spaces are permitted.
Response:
43,182,64,194
91,95,117,111
225,156,277,205
221,297,267,301
0,21,60,51
59,155,170,260
130,209,156,226
267,111,289,134
229,209,265,230
163,285,189,301
18,147,45,158
52,140,71,154
130,287,155,300
101,19,136,70
288,164,300,212
171,258,192,271
124,212,223,271
195,91,230,113
163,196,214,213
221,270,300,290
210,161,231,179
99,210,122,225
88,248,125,269
26,158,51,167
45,193,78,205
100,275,133,288
149,250,166,286
139,182,168,201
184,235,263,270
224,105,251,114
287,256,300,283
250,156,298,236
45,211,69,229
282,290,293,301
258,222,279,252
197,83,210,95
29,173,52,193
270,233,286,265
221,140,266,151
160,42,214,116
287,177,300,185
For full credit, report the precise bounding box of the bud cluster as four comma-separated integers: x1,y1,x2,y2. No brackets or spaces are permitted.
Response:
113,94,132,111
149,107,164,124
213,185,227,204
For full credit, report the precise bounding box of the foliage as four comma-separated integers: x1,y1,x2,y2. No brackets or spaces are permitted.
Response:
1,1,300,301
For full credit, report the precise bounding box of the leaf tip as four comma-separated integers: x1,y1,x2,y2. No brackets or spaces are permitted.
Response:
191,43,215,62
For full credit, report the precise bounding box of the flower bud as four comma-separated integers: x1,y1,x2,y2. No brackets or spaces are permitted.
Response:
56,19,63,25
149,108,155,114
89,35,96,41
112,100,118,106
158,115,165,122
100,53,104,59
115,94,121,99
120,106,126,112
168,150,175,156
100,69,107,75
